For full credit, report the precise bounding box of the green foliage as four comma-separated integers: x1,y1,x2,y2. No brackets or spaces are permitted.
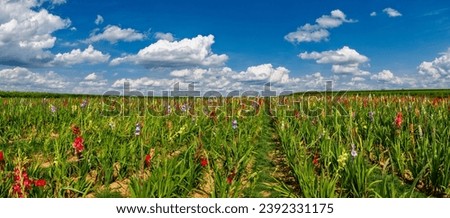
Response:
0,91,448,197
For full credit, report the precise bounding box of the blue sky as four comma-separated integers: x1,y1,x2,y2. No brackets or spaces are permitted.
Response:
0,0,449,94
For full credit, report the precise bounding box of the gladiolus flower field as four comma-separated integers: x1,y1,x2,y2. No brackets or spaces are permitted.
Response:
0,90,449,198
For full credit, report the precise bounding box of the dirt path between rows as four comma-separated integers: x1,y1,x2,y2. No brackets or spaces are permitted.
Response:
244,107,299,197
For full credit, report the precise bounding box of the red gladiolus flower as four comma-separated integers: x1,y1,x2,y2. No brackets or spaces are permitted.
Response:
13,184,21,192
12,167,34,198
395,112,403,128
227,172,236,184
200,158,208,167
14,168,29,181
226,176,233,184
13,169,20,181
145,154,152,167
23,178,33,188
13,184,22,197
312,153,319,166
72,136,84,153
34,179,46,187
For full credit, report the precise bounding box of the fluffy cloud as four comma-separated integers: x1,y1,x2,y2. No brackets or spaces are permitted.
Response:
52,45,110,65
285,24,330,44
232,64,295,84
285,9,355,43
112,78,181,90
351,76,366,82
301,72,327,89
170,68,208,80
86,25,145,43
418,48,450,79
370,12,377,17
0,68,111,94
155,32,174,42
315,9,350,28
168,67,237,90
169,64,298,85
370,70,403,84
299,46,370,76
110,34,228,68
79,79,107,87
0,0,70,66
95,15,104,25
84,73,98,81
0,67,68,90
112,63,315,94
383,8,402,17
79,72,108,88
300,46,368,64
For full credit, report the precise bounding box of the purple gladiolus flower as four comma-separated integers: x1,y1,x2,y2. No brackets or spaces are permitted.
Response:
135,123,141,136
50,105,57,113
80,99,88,108
351,144,357,158
232,119,238,129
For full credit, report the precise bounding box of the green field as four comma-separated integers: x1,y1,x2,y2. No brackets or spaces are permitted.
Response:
0,90,449,198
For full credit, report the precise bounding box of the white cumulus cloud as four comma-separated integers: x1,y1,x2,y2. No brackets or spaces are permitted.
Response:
86,25,145,44
418,48,450,79
351,76,366,82
383,8,402,17
285,9,356,43
232,64,295,84
169,64,298,86
79,72,108,88
170,68,208,80
52,45,110,65
155,32,174,42
370,70,403,84
112,77,181,89
299,46,370,76
0,67,68,90
84,73,98,81
110,34,228,68
111,63,320,94
0,0,71,66
370,12,377,17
